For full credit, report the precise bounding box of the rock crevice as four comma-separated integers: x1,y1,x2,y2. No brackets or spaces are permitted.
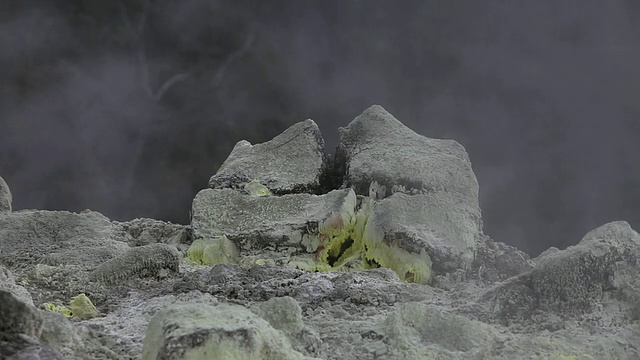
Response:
1,105,638,359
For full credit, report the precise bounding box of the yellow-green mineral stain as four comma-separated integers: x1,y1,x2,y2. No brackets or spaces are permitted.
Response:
44,293,98,319
70,293,98,319
308,193,433,284
186,235,240,266
245,180,272,197
44,302,72,317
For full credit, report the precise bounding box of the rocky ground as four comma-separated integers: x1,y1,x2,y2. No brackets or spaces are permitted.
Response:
1,105,639,359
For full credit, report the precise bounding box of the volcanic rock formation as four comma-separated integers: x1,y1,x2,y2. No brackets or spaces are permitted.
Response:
1,105,639,359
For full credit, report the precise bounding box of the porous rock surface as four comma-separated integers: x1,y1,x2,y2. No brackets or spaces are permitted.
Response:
142,302,317,360
337,105,483,272
1,105,639,359
191,187,355,252
0,176,11,212
474,221,640,326
208,119,328,194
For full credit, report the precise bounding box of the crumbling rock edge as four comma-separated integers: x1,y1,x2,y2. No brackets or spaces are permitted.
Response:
1,105,639,359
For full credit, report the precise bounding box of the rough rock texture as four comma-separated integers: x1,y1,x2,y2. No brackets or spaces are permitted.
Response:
192,188,355,252
468,234,535,284
336,105,479,203
0,210,129,269
365,192,479,273
0,290,45,342
142,302,317,360
381,302,496,358
336,105,483,272
208,119,328,194
90,243,181,285
475,221,640,328
0,176,11,212
114,218,189,248
0,265,34,306
1,106,640,359
531,221,640,316
0,290,120,359
250,296,306,338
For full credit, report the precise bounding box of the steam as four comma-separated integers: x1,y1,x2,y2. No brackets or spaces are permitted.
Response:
1,0,639,256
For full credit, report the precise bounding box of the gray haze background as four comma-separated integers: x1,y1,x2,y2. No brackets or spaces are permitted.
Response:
1,0,639,256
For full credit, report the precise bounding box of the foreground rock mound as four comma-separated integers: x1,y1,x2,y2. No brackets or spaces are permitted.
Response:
1,105,639,359
142,302,317,360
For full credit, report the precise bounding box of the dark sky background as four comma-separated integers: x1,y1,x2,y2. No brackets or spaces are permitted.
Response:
1,0,639,257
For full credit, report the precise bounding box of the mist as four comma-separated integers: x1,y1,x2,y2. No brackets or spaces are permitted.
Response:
1,0,639,256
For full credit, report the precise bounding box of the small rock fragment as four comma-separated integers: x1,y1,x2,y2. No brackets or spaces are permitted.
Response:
0,175,12,212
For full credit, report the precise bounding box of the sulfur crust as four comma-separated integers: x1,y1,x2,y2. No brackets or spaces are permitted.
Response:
245,180,272,197
70,293,99,319
186,235,239,266
308,193,433,284
43,293,98,319
362,240,432,284
314,190,359,267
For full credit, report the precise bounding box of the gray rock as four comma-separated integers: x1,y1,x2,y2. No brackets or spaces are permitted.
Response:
0,176,11,212
478,221,640,324
0,339,65,360
251,296,305,337
469,234,534,284
336,105,483,273
336,105,480,213
251,296,322,355
382,302,496,359
474,273,537,326
90,291,224,357
488,332,640,360
38,312,84,358
23,264,106,312
192,185,468,283
611,256,640,321
0,290,120,360
0,209,135,311
114,218,189,247
532,246,561,266
364,192,479,274
90,243,181,285
0,290,45,339
0,291,55,359
530,221,640,315
37,311,121,360
2,105,640,359
4,345,65,360
0,265,34,306
141,302,317,360
0,210,129,270
208,119,328,194
191,187,356,252
197,106,485,280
